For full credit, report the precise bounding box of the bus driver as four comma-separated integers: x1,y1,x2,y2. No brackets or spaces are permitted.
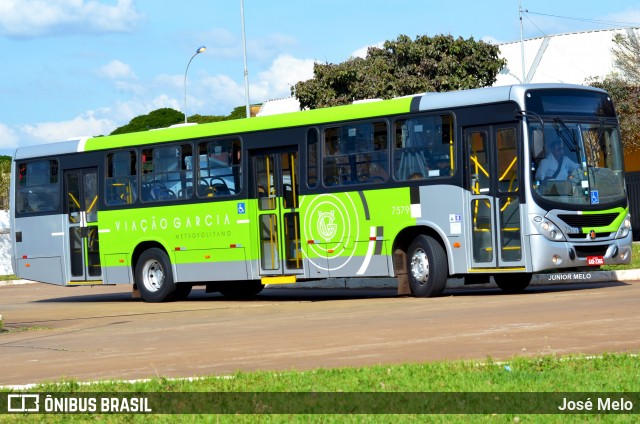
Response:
535,140,580,181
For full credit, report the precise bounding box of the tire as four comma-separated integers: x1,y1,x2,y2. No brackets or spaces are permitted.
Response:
219,281,264,299
407,235,448,297
135,248,176,302
493,273,532,294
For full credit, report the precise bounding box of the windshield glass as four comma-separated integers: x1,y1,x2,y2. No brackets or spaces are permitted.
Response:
529,120,625,206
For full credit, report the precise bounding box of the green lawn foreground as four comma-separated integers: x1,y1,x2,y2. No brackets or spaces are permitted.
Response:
2,353,638,423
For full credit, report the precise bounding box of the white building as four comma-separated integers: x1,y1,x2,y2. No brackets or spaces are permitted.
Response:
495,28,636,86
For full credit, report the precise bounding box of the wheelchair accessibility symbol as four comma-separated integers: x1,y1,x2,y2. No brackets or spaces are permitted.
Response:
590,190,599,204
237,202,246,214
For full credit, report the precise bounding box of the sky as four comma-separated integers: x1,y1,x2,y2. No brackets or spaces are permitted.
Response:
1,0,640,157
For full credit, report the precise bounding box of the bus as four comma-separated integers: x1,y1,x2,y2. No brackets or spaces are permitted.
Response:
9,83,632,302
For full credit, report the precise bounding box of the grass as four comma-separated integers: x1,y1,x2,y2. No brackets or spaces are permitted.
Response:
0,274,17,281
2,353,638,422
601,242,640,271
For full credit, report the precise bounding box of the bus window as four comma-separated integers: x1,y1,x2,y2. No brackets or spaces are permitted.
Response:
105,150,137,206
16,159,60,214
197,139,241,198
307,128,319,189
140,144,192,202
394,114,454,181
322,121,388,186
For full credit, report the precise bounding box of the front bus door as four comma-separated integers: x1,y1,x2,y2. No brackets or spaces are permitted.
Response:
466,125,525,269
65,168,102,282
252,147,304,281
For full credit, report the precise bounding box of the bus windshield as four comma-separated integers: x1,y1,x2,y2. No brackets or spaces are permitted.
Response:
530,119,625,206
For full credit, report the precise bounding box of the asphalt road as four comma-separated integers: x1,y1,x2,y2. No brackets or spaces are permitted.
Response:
1,280,639,387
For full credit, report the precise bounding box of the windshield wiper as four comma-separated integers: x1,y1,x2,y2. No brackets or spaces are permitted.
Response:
552,117,580,155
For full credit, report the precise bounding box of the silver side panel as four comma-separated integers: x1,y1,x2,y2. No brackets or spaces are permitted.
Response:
12,214,68,284
13,138,90,160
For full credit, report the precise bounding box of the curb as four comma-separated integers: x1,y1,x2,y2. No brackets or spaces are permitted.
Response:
2,269,639,290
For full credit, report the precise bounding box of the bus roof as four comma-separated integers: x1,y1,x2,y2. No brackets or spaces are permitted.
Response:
14,83,605,160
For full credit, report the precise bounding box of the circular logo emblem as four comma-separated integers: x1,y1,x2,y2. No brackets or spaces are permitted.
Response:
302,193,360,271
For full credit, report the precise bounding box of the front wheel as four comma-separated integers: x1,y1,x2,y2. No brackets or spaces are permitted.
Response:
407,235,448,297
135,248,176,302
493,273,532,294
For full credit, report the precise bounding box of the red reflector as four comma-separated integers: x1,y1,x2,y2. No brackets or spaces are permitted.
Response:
230,244,237,248
307,240,315,244
22,255,27,259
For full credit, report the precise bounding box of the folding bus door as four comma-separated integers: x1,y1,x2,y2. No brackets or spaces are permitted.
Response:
65,168,102,282
466,125,525,269
251,147,304,279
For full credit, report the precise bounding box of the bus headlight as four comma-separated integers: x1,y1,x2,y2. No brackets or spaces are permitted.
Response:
616,214,632,239
533,215,566,241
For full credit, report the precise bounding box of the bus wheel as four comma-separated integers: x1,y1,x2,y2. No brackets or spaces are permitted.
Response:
219,281,264,299
135,248,176,302
493,273,532,294
407,235,448,297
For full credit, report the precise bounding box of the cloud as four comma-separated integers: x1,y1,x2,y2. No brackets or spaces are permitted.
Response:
351,42,384,59
98,60,137,80
0,123,19,149
0,0,143,38
19,110,116,141
254,54,314,99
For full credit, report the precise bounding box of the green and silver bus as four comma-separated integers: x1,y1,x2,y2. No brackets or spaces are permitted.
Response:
10,83,632,302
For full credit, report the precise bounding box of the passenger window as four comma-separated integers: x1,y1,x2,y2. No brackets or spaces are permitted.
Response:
196,139,242,198
323,122,388,186
16,159,60,213
106,150,137,205
394,114,454,181
141,144,192,202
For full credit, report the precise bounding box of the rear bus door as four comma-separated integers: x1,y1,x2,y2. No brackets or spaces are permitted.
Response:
65,168,102,282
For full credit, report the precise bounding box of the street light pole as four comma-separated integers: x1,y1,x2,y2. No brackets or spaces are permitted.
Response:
184,46,206,124
240,0,251,118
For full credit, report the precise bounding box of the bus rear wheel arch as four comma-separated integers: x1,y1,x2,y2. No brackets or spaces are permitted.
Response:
134,247,177,302
406,234,448,297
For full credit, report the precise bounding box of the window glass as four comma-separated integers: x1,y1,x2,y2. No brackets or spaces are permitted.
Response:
16,159,60,213
105,150,137,205
393,114,454,181
323,121,388,186
141,144,193,202
307,128,319,188
496,128,518,193
196,139,241,198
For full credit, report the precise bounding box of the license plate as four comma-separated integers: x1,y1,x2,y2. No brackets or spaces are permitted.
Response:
587,256,604,266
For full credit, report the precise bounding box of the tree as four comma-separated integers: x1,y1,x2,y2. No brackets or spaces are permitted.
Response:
588,29,640,155
0,156,10,210
109,106,249,136
612,29,640,84
589,76,640,155
110,108,184,135
293,34,506,109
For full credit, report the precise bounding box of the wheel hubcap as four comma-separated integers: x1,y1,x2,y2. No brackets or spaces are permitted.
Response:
142,260,164,293
410,248,430,283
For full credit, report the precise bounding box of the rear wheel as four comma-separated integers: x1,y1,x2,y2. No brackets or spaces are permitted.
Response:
135,248,176,302
407,235,448,297
493,273,532,294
